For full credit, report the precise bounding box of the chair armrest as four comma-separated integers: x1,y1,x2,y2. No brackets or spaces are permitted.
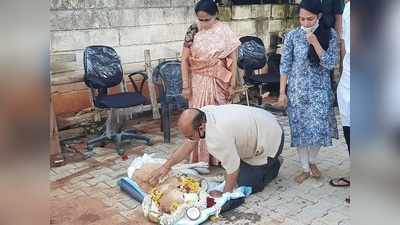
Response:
128,71,148,95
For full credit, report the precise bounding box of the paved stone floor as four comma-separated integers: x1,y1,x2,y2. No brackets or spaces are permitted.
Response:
50,111,350,225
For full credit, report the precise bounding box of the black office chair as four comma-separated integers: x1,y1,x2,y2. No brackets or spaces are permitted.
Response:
238,36,281,106
83,45,151,156
152,60,187,143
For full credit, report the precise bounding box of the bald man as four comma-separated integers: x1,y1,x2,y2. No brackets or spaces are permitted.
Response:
149,104,284,198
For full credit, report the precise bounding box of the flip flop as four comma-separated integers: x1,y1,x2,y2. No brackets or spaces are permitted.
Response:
329,177,350,187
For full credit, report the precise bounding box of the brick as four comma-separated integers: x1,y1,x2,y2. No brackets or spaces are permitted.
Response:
50,11,75,31
108,9,139,27
74,10,110,29
51,9,110,31
51,53,76,64
51,29,119,51
232,5,253,20
89,167,115,177
116,0,146,8
117,0,172,8
86,175,111,186
85,0,118,8
253,4,271,18
268,19,286,32
50,0,85,10
137,8,187,26
288,4,300,18
171,0,196,7
271,4,288,19
120,24,187,45
120,199,140,209
50,188,68,198
105,178,121,188
217,6,232,21
227,20,257,37
319,211,346,225
143,0,171,7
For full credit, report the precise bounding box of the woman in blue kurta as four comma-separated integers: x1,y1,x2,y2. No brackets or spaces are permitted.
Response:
277,0,339,183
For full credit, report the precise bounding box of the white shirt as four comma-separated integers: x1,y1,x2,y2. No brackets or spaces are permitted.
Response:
337,1,350,126
341,1,350,87
202,104,283,174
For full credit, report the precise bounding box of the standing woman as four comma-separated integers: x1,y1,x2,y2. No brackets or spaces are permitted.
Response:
181,0,240,170
277,0,339,183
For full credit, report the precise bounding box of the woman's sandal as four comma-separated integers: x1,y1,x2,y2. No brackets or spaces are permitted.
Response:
309,163,321,178
295,172,310,184
329,177,350,187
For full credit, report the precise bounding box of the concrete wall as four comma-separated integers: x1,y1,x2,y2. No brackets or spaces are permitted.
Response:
50,0,299,116
50,0,197,78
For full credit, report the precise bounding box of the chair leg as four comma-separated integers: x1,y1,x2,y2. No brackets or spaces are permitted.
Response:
84,133,109,158
159,107,164,132
115,133,124,155
258,85,263,105
122,132,151,145
162,103,171,143
125,129,137,134
87,134,108,146
166,104,171,143
245,89,250,106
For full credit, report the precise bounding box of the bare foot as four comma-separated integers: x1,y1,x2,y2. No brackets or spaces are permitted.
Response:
295,172,310,184
309,163,321,178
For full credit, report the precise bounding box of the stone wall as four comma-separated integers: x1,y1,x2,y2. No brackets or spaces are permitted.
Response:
50,0,299,115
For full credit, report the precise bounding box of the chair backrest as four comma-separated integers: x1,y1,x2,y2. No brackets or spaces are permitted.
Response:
153,60,187,108
83,46,123,91
238,36,267,71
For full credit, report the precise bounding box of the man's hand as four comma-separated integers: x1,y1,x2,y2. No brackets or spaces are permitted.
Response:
148,165,170,186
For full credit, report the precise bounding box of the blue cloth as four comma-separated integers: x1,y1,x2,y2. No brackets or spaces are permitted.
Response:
280,28,339,147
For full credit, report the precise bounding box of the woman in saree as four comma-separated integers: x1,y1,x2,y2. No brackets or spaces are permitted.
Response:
181,0,240,171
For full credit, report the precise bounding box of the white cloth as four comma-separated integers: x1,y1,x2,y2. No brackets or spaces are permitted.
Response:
201,104,283,174
337,1,351,126
297,147,310,172
297,146,320,172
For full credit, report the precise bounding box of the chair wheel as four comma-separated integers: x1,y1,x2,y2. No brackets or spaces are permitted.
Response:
83,151,94,159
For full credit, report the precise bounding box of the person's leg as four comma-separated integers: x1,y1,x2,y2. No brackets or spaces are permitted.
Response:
296,147,310,183
237,161,266,193
221,161,258,213
308,146,321,178
343,126,350,154
221,198,245,213
297,147,310,172
330,70,338,107
262,156,282,186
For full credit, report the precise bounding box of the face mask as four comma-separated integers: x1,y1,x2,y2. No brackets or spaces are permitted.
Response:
301,20,319,33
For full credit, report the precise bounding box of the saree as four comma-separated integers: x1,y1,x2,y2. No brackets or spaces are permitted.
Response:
183,21,240,166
